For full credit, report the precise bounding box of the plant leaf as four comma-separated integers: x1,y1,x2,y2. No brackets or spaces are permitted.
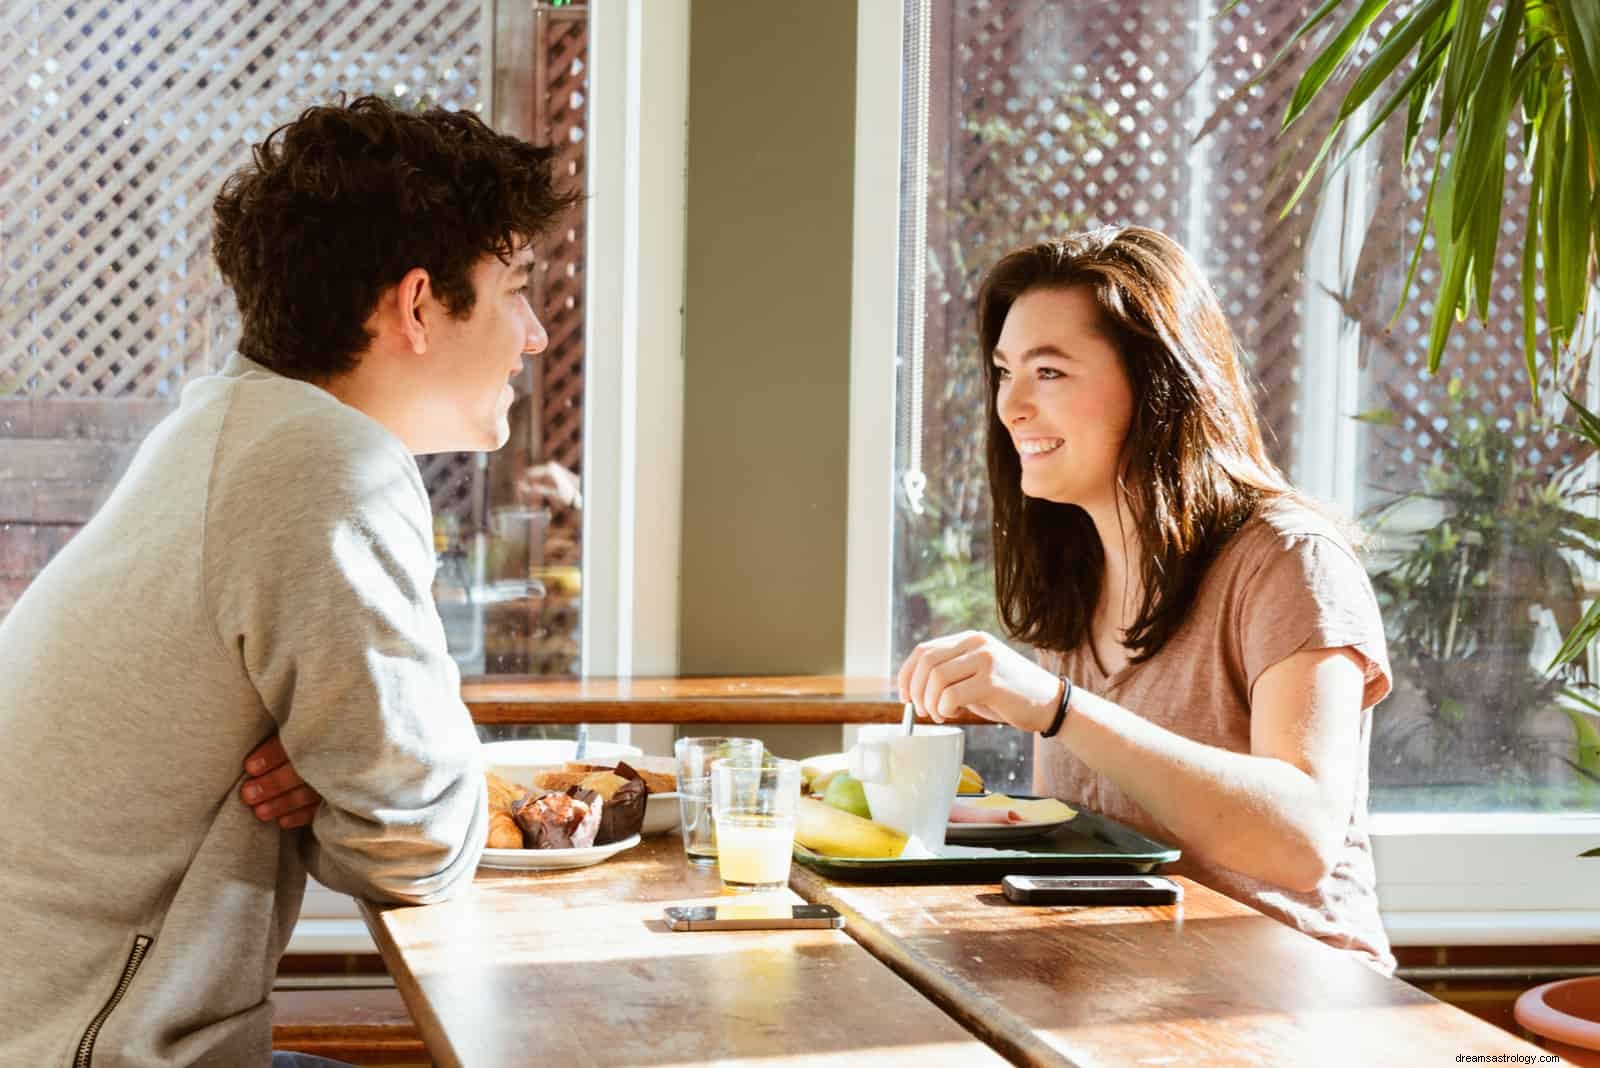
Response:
1450,0,1523,242
1427,166,1471,370
1541,93,1568,346
1332,33,1452,176
1554,0,1600,164
1550,597,1600,670
1405,5,1457,162
1557,699,1600,777
1565,391,1600,448
1471,143,1507,320
1280,120,1346,219
1339,0,1451,124
1253,0,1350,89
1524,166,1544,400
1283,0,1394,131
1439,0,1492,130
1556,92,1591,347
1393,148,1450,329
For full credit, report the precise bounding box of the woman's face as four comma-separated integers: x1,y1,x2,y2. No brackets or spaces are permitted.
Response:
993,285,1135,511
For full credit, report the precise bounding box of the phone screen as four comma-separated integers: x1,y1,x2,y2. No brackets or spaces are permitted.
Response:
663,903,843,930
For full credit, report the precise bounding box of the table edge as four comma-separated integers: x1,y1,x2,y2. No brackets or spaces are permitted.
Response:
356,899,465,1068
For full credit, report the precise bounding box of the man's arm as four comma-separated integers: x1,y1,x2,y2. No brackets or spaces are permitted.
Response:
209,413,485,905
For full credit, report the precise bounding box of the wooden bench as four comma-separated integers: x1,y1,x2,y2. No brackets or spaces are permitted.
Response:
269,988,428,1067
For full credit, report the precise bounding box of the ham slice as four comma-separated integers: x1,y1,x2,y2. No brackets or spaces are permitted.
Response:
949,795,1078,825
949,801,1026,824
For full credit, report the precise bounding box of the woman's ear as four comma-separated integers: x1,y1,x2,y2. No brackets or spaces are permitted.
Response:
394,267,431,356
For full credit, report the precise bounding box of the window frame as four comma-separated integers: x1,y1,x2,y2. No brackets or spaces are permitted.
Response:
846,1,1600,943
293,0,692,951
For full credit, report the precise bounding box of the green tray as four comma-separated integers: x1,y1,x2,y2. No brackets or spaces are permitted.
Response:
792,809,1180,883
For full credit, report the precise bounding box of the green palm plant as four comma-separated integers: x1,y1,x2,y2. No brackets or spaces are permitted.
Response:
1243,0,1598,397
1248,1,1600,848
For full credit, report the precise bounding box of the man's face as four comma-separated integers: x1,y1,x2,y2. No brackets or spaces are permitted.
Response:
424,248,547,452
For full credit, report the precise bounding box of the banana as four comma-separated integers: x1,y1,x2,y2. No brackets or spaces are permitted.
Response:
794,796,908,859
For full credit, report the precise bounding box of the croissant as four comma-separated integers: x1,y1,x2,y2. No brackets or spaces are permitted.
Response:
486,810,523,849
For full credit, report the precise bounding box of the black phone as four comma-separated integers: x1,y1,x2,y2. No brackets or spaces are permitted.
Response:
1001,874,1182,907
663,903,845,931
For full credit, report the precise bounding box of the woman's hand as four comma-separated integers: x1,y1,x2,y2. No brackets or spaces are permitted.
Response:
241,734,323,829
897,630,1064,732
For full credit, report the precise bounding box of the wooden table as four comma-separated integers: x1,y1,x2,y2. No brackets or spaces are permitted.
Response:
788,865,1553,1066
461,674,989,725
360,835,1007,1068
365,834,1553,1067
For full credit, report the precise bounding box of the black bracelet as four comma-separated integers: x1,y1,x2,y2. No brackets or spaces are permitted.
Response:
1039,675,1072,738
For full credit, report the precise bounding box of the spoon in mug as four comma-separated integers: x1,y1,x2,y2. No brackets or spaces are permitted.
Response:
901,700,916,736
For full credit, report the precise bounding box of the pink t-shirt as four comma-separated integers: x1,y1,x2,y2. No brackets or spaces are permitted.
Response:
1034,497,1396,972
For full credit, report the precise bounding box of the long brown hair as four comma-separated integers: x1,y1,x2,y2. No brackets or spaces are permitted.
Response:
981,226,1293,660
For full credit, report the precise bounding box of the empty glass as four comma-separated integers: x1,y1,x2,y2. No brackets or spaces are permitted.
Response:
673,736,763,865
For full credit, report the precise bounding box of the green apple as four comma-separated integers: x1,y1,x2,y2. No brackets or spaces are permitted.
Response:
821,773,872,820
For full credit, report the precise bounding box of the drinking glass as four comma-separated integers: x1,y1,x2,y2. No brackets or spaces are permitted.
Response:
673,736,763,865
709,756,801,893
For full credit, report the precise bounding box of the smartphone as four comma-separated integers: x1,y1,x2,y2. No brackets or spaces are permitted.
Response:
663,903,845,931
1001,874,1182,906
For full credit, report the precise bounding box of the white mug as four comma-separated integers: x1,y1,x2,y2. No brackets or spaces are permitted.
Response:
848,724,965,852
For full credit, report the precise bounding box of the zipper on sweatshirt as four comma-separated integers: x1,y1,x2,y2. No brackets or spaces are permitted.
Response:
74,933,153,1068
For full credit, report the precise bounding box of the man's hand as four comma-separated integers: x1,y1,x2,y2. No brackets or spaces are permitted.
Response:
241,734,323,829
515,461,582,510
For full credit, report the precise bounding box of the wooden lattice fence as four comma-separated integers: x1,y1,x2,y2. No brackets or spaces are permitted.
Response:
0,1,589,647
904,0,1566,599
902,0,1592,794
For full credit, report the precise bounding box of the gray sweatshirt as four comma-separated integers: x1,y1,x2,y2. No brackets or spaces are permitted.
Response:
0,354,487,1066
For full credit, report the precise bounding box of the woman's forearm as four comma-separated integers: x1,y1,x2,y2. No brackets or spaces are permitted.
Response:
1054,687,1344,890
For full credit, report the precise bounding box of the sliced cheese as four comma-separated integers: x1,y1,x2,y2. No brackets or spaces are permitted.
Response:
971,794,1076,824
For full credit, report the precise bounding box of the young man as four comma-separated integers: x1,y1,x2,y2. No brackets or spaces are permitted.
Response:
0,96,576,1066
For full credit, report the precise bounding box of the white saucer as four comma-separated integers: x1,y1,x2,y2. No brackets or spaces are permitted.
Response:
479,833,641,871
945,819,1071,844
946,795,1073,844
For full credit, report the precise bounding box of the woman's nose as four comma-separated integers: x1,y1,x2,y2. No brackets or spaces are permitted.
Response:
997,381,1031,425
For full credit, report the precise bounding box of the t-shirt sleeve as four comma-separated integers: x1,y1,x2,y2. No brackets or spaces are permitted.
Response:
1237,530,1393,710
207,412,486,905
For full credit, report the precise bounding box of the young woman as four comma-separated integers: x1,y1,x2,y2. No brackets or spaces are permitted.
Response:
898,227,1395,971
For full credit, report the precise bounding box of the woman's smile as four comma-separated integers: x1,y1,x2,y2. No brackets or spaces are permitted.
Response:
1016,436,1064,460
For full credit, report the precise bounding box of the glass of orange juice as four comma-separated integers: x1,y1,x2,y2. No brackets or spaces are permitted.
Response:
709,757,801,893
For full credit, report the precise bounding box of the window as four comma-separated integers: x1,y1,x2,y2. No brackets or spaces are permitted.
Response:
868,0,1600,927
2,0,686,949
430,3,590,691
1,2,593,704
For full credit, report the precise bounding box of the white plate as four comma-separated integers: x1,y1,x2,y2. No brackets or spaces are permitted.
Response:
946,796,1073,844
945,819,1071,844
479,833,642,871
483,739,644,789
642,791,681,836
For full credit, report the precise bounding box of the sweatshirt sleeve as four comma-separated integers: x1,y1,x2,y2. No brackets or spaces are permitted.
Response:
207,406,486,905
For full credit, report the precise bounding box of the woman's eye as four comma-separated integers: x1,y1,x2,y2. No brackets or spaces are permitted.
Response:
1037,367,1064,380
993,366,1011,380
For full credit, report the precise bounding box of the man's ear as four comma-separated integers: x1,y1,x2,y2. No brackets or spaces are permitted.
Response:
394,267,431,356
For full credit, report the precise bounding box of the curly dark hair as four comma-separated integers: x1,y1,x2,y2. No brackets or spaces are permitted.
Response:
212,95,579,380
